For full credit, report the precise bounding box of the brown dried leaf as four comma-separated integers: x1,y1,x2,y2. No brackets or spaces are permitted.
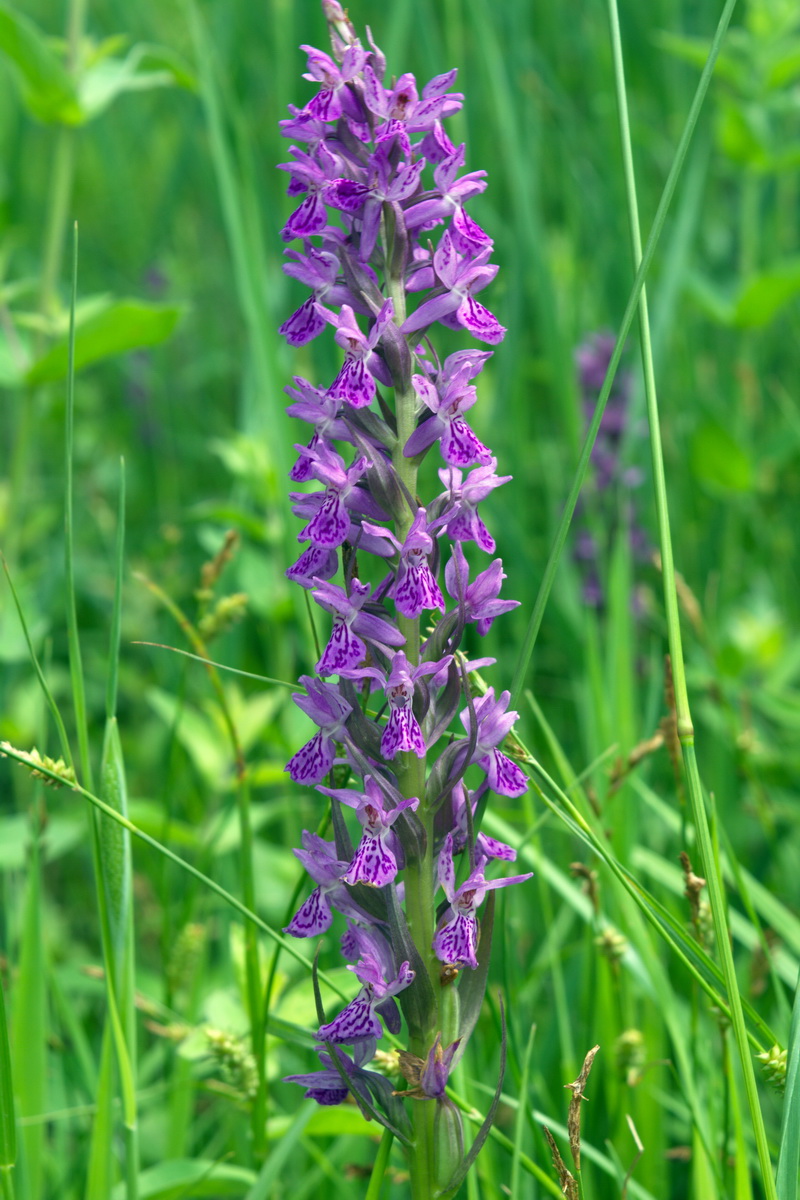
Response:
565,1044,600,1172
542,1126,579,1200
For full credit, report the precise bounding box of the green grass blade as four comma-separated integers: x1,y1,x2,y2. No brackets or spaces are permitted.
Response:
64,221,93,792
11,832,46,1200
1,559,73,768
605,0,776,1190
244,1106,314,1199
511,1022,537,1200
776,969,800,1200
105,457,125,722
0,966,16,1180
509,0,739,708
84,1026,115,1200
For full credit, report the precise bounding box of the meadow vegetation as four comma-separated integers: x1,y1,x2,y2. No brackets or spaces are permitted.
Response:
1,0,799,1196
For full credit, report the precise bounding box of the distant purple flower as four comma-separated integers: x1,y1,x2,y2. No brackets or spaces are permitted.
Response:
285,676,352,785
432,833,532,968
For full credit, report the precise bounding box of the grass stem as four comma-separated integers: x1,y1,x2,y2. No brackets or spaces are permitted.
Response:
604,2,776,1195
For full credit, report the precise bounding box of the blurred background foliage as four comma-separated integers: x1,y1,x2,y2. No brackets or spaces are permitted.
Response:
0,0,799,1196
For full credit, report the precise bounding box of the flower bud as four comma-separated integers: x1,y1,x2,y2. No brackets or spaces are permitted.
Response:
433,1097,465,1191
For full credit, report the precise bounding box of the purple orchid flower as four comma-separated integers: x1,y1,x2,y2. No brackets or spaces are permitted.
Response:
458,687,528,797
318,775,419,886
361,65,463,148
285,676,352,785
318,953,415,1045
279,242,362,347
444,543,520,635
284,375,352,482
325,154,426,262
291,448,373,549
285,543,340,588
300,40,369,122
401,231,506,345
279,6,531,1132
348,650,451,759
449,781,517,862
404,143,491,255
432,833,532,968
317,301,395,409
437,459,512,554
284,1040,389,1107
312,577,406,675
284,831,376,936
362,508,446,619
278,144,343,242
404,349,494,467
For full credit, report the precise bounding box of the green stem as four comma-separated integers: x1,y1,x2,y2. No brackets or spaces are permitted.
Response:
365,1126,394,1200
605,3,776,1197
0,1170,15,1200
385,212,438,1198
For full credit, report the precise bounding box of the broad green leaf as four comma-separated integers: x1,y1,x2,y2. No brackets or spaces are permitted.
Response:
767,41,800,87
655,31,743,87
0,2,82,124
717,101,769,167
685,271,736,324
78,43,196,121
733,259,800,327
690,420,754,492
145,686,228,789
0,323,26,387
110,1159,256,1200
0,813,84,870
26,300,182,384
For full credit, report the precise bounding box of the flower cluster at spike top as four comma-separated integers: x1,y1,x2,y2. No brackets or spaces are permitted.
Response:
277,1,532,1167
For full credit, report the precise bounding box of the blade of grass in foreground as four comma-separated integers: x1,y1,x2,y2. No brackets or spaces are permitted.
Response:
12,825,46,1200
0,950,17,1200
604,1,776,1195
776,969,800,1200
509,0,739,709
